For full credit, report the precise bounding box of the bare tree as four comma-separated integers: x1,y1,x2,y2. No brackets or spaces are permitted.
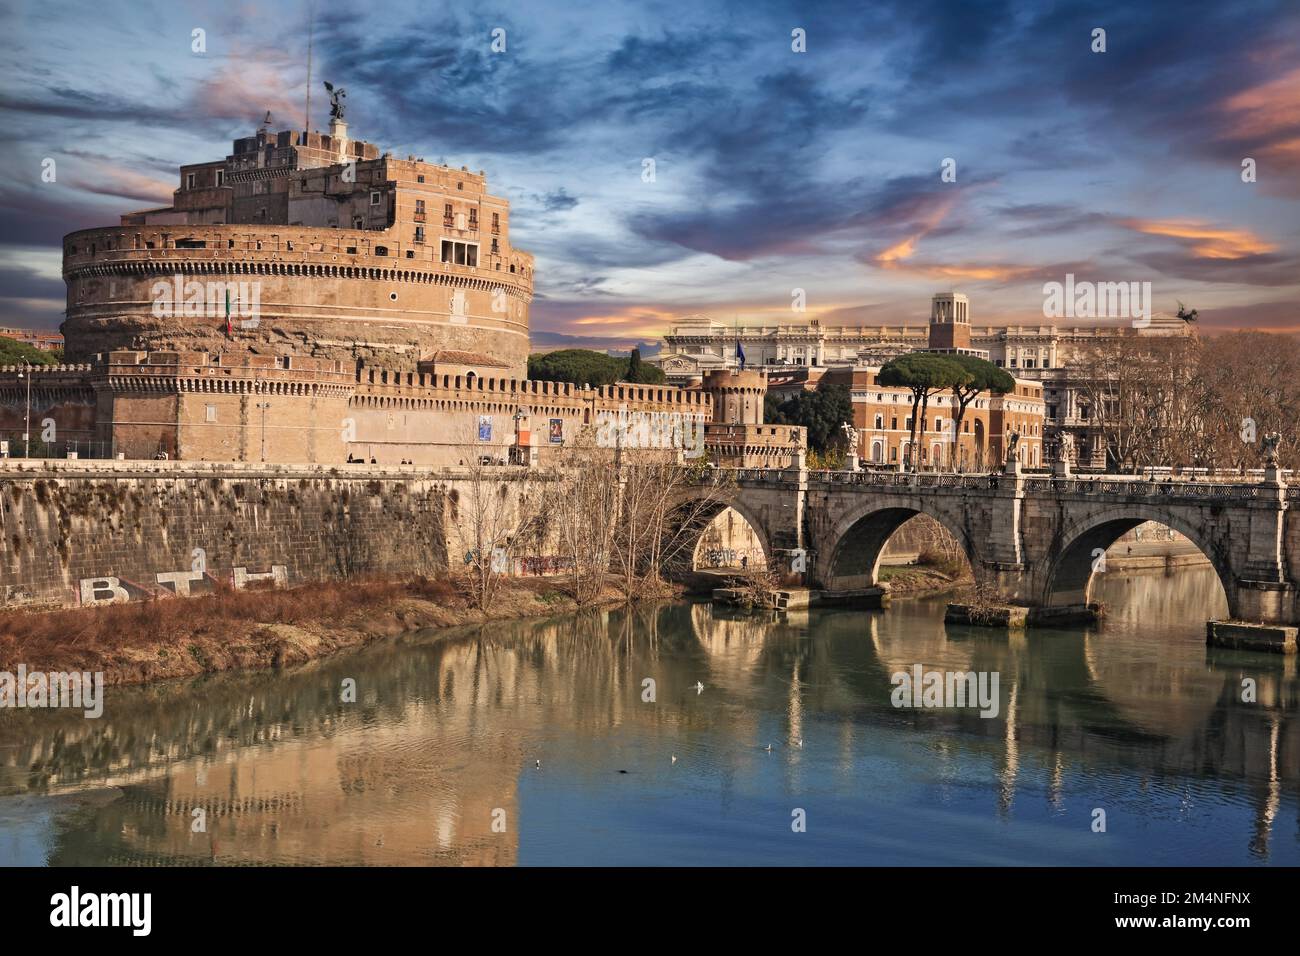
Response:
1068,333,1200,471
544,444,622,606
611,456,736,600
444,426,547,611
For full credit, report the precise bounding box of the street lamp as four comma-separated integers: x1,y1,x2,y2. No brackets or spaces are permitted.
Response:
16,362,31,458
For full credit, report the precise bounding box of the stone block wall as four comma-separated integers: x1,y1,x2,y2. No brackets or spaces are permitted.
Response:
0,461,450,608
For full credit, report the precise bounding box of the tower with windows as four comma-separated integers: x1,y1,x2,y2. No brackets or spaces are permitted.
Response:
928,292,971,351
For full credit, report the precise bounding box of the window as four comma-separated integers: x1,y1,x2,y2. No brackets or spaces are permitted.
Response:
457,181,463,190
492,212,500,233
205,404,217,423
353,217,363,229
874,414,883,429
414,226,424,243
891,417,898,430
185,173,196,189
468,209,478,228
370,191,381,205
490,238,499,254
417,174,425,183
441,240,478,266
415,199,426,215
935,417,942,431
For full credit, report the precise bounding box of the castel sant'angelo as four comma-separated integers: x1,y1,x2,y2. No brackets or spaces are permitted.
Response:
0,98,803,467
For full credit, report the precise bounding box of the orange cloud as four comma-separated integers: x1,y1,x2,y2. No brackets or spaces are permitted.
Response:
568,307,679,338
917,262,1036,282
1122,218,1276,259
188,62,303,126
1218,67,1300,141
872,195,957,266
70,165,173,205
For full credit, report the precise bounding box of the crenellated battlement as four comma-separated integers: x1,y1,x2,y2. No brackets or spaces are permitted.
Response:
353,365,712,415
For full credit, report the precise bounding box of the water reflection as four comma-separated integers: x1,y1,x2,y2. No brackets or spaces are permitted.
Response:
0,565,1296,866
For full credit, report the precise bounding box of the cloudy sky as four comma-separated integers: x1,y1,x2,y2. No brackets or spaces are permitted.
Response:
1,0,1298,346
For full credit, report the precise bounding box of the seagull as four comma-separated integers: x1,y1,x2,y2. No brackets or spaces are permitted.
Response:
764,743,774,752
535,759,541,770
796,738,803,748
695,681,705,695
671,754,678,764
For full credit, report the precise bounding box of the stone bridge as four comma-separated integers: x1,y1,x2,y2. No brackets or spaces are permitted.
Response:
707,466,1300,631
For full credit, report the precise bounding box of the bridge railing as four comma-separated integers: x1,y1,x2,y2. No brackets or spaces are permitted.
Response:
1021,476,1264,498
727,466,1281,500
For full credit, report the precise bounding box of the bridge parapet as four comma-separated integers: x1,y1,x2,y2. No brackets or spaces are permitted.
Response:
1022,475,1271,500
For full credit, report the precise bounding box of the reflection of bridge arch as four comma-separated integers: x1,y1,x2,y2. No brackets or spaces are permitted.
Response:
820,500,976,592
1042,508,1234,614
1082,631,1228,737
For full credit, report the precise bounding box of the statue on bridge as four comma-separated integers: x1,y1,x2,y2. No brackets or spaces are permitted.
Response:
1005,429,1020,464
1262,432,1282,467
840,421,860,471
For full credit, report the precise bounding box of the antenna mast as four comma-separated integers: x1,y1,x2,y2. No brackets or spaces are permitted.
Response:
304,0,315,134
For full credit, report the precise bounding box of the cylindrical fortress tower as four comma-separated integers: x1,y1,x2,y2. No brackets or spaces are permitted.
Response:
702,369,767,425
60,127,534,376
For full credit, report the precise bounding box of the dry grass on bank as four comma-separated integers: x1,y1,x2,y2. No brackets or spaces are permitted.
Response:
0,574,588,687
878,557,973,595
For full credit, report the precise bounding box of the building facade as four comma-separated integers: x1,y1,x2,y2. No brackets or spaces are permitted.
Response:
654,295,1194,469
0,327,63,352
822,365,1044,470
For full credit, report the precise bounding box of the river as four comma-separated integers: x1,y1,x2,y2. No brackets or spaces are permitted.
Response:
1,564,1296,866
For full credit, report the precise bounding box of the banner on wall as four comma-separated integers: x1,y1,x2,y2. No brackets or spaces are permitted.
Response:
549,418,564,444
478,416,493,442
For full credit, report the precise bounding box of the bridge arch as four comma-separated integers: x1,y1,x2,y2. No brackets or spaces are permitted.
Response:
667,492,774,577
820,500,978,592
1040,507,1235,615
